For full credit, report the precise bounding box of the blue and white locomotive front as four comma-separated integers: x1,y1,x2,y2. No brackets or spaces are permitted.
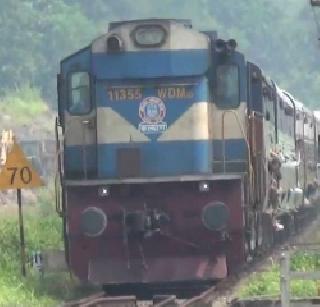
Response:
63,20,213,178
58,19,248,285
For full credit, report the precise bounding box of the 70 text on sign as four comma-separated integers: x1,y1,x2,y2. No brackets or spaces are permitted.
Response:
7,166,33,185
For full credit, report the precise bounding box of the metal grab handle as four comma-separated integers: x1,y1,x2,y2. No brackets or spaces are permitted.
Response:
55,117,63,217
55,173,63,217
221,110,253,203
55,117,63,178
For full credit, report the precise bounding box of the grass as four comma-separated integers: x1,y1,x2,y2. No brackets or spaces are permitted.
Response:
237,252,320,299
0,85,49,125
0,186,96,306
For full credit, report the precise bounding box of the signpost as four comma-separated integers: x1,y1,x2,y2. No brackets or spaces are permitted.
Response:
0,142,44,276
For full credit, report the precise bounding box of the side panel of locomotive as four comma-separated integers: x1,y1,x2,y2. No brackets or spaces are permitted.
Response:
245,63,319,253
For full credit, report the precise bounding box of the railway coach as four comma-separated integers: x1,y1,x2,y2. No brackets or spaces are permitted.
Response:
55,19,320,290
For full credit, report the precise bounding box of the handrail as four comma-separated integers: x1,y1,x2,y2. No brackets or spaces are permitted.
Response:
55,117,63,217
55,173,63,217
221,110,254,203
81,120,90,180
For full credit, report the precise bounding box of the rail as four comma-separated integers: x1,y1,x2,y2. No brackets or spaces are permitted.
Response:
63,284,217,306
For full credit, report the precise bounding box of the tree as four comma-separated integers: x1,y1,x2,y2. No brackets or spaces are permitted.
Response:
0,0,319,109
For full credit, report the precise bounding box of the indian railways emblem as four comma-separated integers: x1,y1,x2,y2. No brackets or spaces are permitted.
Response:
138,97,167,134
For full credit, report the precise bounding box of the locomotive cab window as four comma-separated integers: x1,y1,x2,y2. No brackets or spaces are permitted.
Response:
68,72,91,114
215,65,240,108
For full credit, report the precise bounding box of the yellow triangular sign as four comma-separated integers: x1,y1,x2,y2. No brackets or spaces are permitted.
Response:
0,143,44,189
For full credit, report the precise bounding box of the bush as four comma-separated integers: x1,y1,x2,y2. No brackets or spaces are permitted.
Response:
0,187,96,306
238,251,320,299
0,85,48,125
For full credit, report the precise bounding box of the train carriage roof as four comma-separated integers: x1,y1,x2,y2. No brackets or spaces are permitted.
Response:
276,86,294,111
314,111,320,119
280,88,307,114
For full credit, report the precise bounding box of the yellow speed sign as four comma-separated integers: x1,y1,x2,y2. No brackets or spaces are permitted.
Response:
0,143,44,189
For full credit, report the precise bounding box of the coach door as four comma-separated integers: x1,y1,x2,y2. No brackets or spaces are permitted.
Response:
247,62,266,207
247,62,268,252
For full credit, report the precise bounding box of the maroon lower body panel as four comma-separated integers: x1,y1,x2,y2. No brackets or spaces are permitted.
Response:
89,256,227,284
66,178,245,285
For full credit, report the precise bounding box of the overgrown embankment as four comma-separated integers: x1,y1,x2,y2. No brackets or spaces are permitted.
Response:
0,85,54,139
0,187,93,306
238,252,320,298
0,86,94,305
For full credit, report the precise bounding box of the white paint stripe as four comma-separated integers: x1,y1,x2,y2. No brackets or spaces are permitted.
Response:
65,111,96,146
65,102,248,146
97,107,150,144
158,102,209,141
211,102,247,140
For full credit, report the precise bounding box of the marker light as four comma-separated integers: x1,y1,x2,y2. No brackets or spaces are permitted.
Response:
199,181,210,192
98,186,110,197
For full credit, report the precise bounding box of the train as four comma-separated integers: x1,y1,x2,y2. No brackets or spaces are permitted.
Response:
55,19,320,292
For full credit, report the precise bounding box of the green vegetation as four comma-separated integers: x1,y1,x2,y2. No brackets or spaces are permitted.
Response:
0,187,94,306
0,85,48,125
238,252,320,298
0,1,320,108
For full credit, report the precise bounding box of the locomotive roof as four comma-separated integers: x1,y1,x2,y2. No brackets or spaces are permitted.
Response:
108,19,192,31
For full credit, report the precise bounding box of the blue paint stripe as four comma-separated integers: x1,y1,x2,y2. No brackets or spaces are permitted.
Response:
213,139,247,161
92,49,209,79
64,145,96,174
64,139,247,177
65,141,211,177
97,141,211,177
61,47,91,76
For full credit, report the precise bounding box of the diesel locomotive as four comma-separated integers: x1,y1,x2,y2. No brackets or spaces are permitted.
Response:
55,19,320,289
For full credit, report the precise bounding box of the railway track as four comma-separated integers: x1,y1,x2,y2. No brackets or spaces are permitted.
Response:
64,285,217,306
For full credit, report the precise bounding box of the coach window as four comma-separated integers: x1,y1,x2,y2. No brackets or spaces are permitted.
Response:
215,65,240,108
69,72,91,114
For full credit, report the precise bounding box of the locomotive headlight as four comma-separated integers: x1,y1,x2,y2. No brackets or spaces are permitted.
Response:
226,39,237,51
80,207,107,237
98,185,110,197
215,39,226,53
199,181,210,192
215,38,237,53
202,202,229,231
